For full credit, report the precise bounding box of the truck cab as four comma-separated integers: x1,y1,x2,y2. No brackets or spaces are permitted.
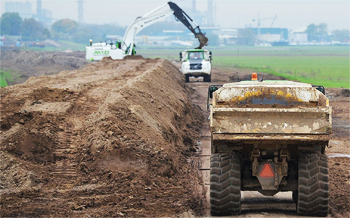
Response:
180,49,212,82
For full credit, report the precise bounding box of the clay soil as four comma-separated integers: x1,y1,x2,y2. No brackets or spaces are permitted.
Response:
1,50,349,217
1,54,205,217
0,49,87,85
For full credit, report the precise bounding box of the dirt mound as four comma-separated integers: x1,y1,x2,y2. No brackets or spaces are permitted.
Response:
0,57,205,217
329,157,350,218
1,50,87,85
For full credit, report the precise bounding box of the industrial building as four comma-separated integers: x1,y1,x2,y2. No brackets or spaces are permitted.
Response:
4,0,52,26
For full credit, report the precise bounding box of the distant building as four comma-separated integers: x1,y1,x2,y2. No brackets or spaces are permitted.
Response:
251,28,289,42
5,1,33,19
4,1,52,26
40,9,53,25
33,0,53,26
289,28,308,44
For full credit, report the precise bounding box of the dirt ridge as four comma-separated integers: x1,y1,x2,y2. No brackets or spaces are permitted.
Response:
0,56,205,217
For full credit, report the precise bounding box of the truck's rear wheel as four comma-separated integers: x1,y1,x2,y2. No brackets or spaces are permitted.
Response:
297,154,329,217
203,74,211,82
185,75,190,82
210,153,241,216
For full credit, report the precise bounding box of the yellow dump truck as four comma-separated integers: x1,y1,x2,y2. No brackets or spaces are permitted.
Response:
208,77,331,216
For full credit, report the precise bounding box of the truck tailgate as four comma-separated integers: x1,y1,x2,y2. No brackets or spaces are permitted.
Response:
210,107,332,135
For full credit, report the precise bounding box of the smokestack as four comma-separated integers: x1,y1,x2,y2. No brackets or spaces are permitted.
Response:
77,0,84,23
37,0,42,22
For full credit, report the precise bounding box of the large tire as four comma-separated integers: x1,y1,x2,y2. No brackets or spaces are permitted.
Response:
297,154,329,216
210,153,241,216
203,74,211,82
185,75,190,83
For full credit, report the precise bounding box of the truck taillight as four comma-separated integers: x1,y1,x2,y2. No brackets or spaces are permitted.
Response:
251,73,258,81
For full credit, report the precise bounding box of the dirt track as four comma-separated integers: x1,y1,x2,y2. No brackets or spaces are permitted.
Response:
1,50,349,217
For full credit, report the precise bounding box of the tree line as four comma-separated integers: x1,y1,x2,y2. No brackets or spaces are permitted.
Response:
0,12,126,43
0,12,221,45
0,12,348,45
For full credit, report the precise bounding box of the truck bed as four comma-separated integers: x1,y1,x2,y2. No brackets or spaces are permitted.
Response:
210,81,332,142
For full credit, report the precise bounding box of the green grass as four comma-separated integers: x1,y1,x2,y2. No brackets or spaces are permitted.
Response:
138,46,350,88
215,55,349,88
0,69,14,87
58,40,86,51
22,40,85,52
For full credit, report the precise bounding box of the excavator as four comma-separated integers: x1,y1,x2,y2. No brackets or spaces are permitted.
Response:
86,2,208,61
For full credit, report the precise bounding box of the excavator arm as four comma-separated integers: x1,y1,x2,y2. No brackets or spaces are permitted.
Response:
168,2,208,49
123,1,208,55
86,1,208,60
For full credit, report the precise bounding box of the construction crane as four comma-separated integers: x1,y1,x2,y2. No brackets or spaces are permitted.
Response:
266,14,277,42
252,13,276,44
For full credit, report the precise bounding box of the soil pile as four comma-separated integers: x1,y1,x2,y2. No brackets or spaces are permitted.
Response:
0,49,87,85
0,56,205,217
329,157,350,218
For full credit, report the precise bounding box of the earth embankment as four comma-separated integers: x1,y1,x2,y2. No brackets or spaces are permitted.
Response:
0,56,205,217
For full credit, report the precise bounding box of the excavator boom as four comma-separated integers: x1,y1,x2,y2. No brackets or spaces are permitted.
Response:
168,2,208,49
86,1,208,60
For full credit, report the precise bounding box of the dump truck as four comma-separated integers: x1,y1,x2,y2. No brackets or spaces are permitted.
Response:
207,75,331,216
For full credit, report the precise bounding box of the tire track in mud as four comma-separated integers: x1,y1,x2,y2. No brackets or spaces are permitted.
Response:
50,123,78,187
0,57,206,217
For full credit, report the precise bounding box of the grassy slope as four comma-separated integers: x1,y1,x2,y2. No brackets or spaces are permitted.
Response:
0,70,14,87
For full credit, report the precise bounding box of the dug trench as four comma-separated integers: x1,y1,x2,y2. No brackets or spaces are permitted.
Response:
1,52,349,217
0,56,206,217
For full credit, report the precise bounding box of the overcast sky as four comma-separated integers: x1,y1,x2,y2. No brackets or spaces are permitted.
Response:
1,0,349,31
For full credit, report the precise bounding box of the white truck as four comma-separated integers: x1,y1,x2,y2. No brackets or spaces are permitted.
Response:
86,2,208,61
180,49,212,82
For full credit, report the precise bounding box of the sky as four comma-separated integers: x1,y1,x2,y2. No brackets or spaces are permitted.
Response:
1,0,349,31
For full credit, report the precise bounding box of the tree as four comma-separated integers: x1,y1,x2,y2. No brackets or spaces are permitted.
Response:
205,33,220,46
237,28,256,45
306,24,317,41
0,12,22,35
21,18,48,40
306,23,329,42
52,19,78,35
332,29,350,42
71,24,126,43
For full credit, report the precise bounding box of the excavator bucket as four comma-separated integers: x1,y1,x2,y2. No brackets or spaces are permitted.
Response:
195,33,209,49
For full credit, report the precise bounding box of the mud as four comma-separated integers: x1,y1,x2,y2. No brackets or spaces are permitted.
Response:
0,55,205,217
0,49,87,85
329,157,350,218
1,50,349,217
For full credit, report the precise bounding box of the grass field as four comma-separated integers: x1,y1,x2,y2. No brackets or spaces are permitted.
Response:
0,69,14,87
7,44,349,88
139,46,350,88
